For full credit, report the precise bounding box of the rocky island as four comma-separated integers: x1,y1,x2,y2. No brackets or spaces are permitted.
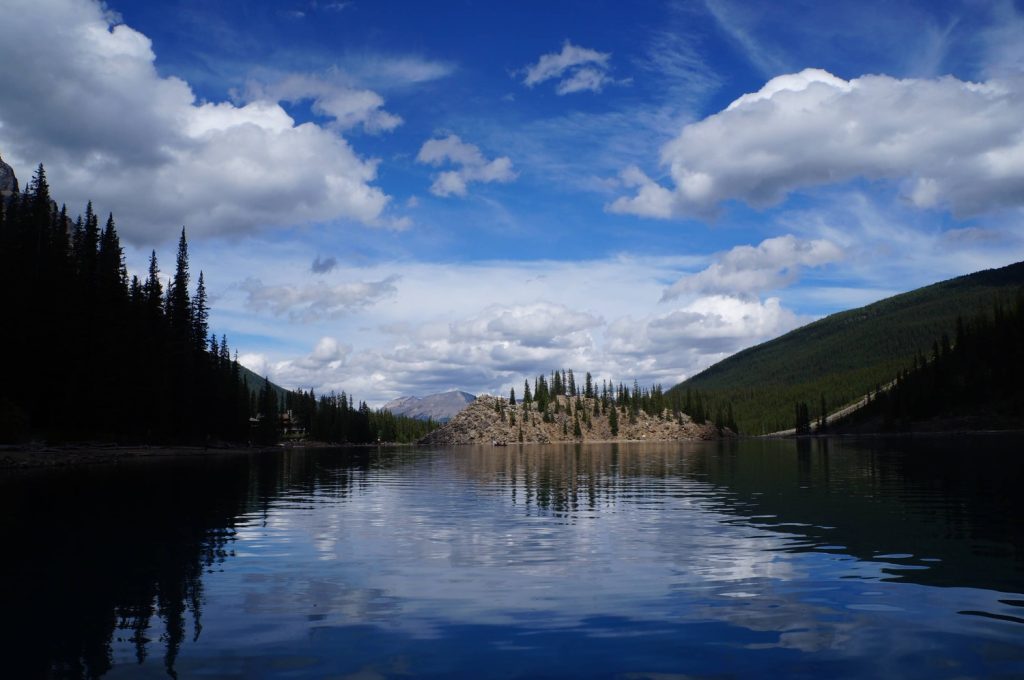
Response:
420,394,726,446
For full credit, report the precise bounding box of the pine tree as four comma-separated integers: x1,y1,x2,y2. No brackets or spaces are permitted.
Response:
144,250,163,313
98,213,126,293
193,271,209,353
168,229,191,339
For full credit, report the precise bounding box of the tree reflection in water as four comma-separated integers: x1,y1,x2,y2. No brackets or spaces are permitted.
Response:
0,448,386,679
2,439,1022,678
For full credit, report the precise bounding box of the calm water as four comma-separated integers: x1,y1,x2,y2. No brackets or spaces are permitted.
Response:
2,437,1023,678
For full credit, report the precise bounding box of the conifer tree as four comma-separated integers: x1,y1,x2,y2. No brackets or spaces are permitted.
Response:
144,250,163,314
168,228,191,339
193,272,209,353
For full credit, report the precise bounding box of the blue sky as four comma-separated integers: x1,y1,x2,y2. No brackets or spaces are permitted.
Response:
2,0,1023,403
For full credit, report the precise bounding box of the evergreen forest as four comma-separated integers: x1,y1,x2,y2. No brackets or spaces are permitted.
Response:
669,261,1024,434
833,292,1024,430
508,368,736,435
0,164,434,445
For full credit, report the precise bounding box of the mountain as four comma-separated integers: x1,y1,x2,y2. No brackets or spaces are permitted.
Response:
0,152,19,197
237,364,290,403
668,261,1024,435
384,391,476,422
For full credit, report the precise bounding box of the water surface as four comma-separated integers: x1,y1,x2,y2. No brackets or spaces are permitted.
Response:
3,437,1023,678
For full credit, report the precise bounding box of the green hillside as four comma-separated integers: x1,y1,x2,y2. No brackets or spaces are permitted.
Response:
668,261,1024,434
238,364,289,402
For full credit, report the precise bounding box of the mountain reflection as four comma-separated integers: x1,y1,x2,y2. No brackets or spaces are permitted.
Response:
457,437,1024,592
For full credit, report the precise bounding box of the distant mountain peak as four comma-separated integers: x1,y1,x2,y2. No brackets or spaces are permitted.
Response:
384,390,476,422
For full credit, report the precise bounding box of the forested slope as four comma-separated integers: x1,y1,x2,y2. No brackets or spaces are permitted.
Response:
0,160,435,445
668,261,1024,434
834,292,1024,431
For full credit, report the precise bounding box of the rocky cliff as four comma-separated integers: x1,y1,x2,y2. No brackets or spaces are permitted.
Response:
0,151,19,198
419,394,726,446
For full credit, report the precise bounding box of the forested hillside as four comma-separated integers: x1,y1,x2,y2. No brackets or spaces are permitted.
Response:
0,164,252,443
669,261,1024,434
0,161,434,445
834,292,1024,430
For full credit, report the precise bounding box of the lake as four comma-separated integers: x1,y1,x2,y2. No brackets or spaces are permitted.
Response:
3,436,1023,678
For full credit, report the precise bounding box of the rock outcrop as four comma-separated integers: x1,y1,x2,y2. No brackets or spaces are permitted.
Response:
419,394,727,446
0,151,19,198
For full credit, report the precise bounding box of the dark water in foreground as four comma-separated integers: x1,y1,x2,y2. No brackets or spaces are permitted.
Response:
2,437,1023,679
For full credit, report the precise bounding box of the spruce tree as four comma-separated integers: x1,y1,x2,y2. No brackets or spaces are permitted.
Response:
193,272,209,353
168,229,191,339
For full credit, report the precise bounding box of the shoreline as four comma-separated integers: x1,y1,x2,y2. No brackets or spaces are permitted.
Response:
4,427,1020,470
0,440,414,471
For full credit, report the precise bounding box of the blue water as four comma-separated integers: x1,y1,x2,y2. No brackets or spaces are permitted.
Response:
3,437,1023,678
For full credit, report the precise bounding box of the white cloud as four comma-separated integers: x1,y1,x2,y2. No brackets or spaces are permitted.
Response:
211,250,812,404
243,70,402,134
522,41,618,95
451,302,603,350
0,0,392,243
607,295,802,360
556,67,611,95
610,68,1024,218
339,54,456,90
613,165,676,218
416,135,516,197
663,235,843,300
241,275,399,322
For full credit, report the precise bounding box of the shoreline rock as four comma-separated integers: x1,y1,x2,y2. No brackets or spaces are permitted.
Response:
419,394,727,446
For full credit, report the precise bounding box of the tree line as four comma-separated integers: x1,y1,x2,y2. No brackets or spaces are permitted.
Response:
503,368,737,436
837,292,1024,429
0,163,437,445
0,164,250,443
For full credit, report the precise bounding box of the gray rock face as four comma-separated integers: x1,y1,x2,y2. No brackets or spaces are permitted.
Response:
383,390,476,422
0,152,19,197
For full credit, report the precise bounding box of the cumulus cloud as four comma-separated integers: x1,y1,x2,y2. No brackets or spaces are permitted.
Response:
663,235,843,300
608,296,801,360
609,67,1024,218
416,135,516,197
232,259,809,404
451,302,603,350
0,0,393,243
522,41,618,94
243,71,402,134
241,275,399,322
